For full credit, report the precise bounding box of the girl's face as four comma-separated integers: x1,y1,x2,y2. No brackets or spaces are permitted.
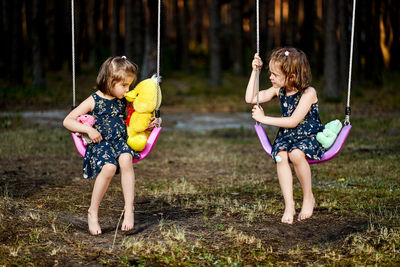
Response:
111,75,135,99
269,61,286,89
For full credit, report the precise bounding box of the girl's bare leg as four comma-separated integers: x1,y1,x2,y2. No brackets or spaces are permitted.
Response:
276,151,296,224
289,149,315,221
119,153,135,231
88,163,117,235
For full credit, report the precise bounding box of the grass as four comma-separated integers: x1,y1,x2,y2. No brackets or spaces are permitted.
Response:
0,71,399,265
0,122,399,265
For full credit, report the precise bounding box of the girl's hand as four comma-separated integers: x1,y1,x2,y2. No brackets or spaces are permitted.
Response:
88,128,103,143
252,105,265,122
147,117,162,131
252,53,263,71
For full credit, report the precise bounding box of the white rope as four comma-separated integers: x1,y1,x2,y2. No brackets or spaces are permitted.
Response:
345,0,356,125
255,0,260,106
71,0,76,108
255,0,260,125
157,0,161,80
155,0,161,126
256,0,260,56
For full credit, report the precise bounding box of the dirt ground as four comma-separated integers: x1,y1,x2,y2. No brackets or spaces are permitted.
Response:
0,149,371,265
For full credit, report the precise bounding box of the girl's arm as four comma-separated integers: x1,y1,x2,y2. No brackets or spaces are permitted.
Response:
63,96,102,143
252,87,318,128
245,53,279,104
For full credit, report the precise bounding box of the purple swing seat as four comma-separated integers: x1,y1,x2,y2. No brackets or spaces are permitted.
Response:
71,126,162,163
254,124,351,164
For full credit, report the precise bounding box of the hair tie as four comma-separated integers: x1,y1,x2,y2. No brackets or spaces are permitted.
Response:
284,51,290,57
121,56,127,59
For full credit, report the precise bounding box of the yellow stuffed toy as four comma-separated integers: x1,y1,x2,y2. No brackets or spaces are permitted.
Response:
125,75,162,151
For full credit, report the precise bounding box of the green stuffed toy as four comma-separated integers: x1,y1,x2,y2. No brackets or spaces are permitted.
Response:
316,119,343,149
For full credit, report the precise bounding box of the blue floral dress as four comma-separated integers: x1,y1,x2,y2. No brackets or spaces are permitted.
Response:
83,93,137,179
271,87,325,162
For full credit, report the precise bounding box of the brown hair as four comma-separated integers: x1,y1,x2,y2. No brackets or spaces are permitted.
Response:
269,47,311,92
96,56,138,95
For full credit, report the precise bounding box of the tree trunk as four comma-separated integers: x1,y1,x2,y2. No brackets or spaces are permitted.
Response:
301,0,315,71
266,0,275,56
389,0,400,70
111,0,121,56
31,0,46,88
208,0,221,86
273,0,281,47
323,0,339,99
173,0,190,71
280,0,288,45
363,0,383,85
86,0,98,67
231,0,244,75
4,0,24,84
0,0,4,76
174,0,182,68
181,0,190,72
125,0,135,62
74,0,83,74
125,0,146,73
287,0,299,46
141,0,158,78
125,0,144,72
338,0,349,91
101,0,110,53
279,0,285,45
194,0,204,45
47,0,64,70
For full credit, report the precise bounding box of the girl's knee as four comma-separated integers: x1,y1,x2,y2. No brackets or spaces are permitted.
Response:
288,149,306,163
119,153,133,169
102,163,117,176
276,151,289,163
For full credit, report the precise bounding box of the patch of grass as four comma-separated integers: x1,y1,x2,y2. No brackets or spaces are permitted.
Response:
0,115,23,129
0,126,74,157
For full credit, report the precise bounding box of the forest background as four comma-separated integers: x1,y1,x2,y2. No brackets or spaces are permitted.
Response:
0,0,398,110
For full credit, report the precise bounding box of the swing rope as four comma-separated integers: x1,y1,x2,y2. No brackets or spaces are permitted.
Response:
255,0,260,125
155,0,161,126
345,0,357,125
71,0,76,108
254,0,356,125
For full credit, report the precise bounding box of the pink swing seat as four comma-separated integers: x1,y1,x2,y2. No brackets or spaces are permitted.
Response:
71,126,162,163
254,124,351,164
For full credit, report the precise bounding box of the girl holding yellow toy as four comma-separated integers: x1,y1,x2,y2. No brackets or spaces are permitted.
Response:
63,56,161,235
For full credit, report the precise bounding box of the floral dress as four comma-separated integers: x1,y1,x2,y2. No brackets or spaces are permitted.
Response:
83,93,137,179
271,88,325,162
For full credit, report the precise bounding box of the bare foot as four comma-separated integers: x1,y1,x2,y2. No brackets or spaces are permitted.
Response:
281,206,296,224
88,209,102,235
298,196,315,221
121,208,134,231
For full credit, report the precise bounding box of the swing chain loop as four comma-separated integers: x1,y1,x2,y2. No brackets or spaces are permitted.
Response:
344,115,350,126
